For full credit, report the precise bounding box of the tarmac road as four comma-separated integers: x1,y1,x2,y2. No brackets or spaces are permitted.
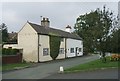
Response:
44,68,119,79
2,54,99,79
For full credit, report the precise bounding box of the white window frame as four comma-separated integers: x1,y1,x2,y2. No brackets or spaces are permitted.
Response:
43,48,49,56
59,48,64,54
70,48,74,53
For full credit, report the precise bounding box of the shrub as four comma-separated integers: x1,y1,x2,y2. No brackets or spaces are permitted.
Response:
2,48,19,55
2,48,6,55
110,54,120,61
50,36,61,60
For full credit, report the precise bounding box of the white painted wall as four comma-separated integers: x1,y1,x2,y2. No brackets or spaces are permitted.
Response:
65,28,71,33
66,38,83,58
18,22,38,62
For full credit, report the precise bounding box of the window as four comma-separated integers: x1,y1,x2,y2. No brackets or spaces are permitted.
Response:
79,48,81,52
61,38,64,42
70,48,74,53
43,48,49,56
59,48,64,54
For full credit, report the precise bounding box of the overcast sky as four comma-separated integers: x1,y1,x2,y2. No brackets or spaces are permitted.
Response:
1,1,119,32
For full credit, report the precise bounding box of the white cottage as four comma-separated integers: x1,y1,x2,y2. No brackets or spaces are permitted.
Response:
17,18,83,62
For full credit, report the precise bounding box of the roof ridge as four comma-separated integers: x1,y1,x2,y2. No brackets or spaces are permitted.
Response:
27,22,82,40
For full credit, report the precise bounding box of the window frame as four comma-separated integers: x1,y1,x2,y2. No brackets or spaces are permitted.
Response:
59,48,64,54
70,48,74,53
43,48,49,56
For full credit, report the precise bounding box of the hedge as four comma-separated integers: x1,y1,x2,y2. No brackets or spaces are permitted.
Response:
2,48,19,55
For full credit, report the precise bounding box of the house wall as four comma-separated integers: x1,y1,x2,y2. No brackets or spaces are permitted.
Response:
66,38,83,58
18,23,38,62
39,36,66,62
56,38,65,59
38,35,52,62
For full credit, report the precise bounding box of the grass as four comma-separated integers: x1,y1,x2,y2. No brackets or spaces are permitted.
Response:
65,57,119,73
2,62,33,71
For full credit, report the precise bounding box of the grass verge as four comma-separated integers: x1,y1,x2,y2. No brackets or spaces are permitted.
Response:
2,62,33,71
65,57,119,73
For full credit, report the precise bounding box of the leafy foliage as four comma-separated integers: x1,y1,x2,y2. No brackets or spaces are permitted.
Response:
2,48,19,55
1,23,9,43
74,6,119,53
110,29,120,53
50,36,61,60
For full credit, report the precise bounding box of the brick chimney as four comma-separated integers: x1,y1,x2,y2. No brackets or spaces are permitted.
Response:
41,17,50,27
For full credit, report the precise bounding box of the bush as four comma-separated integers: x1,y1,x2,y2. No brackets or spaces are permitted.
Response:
110,54,120,61
50,36,61,60
2,48,19,55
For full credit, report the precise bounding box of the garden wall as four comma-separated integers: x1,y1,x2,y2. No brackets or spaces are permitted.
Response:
2,53,22,64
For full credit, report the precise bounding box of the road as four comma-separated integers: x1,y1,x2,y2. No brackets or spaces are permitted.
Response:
2,55,98,79
44,68,119,79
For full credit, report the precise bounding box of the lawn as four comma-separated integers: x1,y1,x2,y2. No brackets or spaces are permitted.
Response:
65,57,119,73
2,62,33,71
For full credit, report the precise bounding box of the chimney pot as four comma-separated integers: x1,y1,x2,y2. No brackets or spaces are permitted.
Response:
43,17,45,21
41,17,50,27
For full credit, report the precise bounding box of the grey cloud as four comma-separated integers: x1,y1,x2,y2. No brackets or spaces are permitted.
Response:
2,2,118,32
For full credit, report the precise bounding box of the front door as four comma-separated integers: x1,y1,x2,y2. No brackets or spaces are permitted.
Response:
75,47,78,56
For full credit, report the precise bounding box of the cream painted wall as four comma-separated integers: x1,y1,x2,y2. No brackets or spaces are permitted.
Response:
39,36,66,62
56,38,65,59
38,35,52,62
18,23,38,62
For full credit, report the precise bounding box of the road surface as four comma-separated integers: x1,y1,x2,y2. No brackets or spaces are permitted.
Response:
2,55,99,79
44,68,119,79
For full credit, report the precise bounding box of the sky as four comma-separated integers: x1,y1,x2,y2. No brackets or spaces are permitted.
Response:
1,0,119,32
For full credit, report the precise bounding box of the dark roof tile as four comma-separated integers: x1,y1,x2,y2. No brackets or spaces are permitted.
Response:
28,22,82,40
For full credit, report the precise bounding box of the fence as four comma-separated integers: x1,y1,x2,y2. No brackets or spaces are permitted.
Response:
2,53,22,64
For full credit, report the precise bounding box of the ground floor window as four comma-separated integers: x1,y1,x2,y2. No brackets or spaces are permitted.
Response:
70,48,74,53
43,48,49,56
59,48,64,54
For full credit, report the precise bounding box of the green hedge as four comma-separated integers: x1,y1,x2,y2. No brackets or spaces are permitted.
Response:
50,36,61,60
2,48,19,55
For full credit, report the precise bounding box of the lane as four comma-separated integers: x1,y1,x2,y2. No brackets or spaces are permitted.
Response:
44,68,119,79
2,54,98,79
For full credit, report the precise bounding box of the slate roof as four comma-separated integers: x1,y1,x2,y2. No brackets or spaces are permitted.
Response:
28,22,82,40
8,32,17,40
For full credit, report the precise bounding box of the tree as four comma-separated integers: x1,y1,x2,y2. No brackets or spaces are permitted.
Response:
110,28,120,53
74,6,117,56
1,23,9,43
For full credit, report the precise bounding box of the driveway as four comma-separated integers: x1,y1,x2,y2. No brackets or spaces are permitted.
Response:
2,54,98,79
